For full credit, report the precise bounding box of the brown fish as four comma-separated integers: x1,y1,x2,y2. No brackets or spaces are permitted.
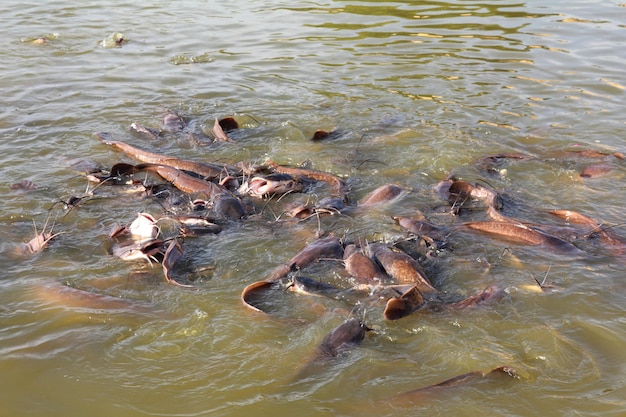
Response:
560,149,624,159
311,128,344,142
548,209,600,226
162,239,193,287
369,243,439,299
343,244,387,285
287,276,344,298
444,286,506,310
162,110,186,132
130,122,161,140
239,173,303,198
392,366,517,404
474,152,533,177
394,216,448,240
32,281,172,317
95,132,236,179
218,116,239,132
266,160,348,198
383,285,425,320
358,184,404,206
10,180,38,191
108,238,166,264
134,163,230,200
22,217,59,255
548,209,625,248
312,318,370,360
213,195,247,220
241,280,276,312
461,221,583,255
212,117,233,142
283,198,346,220
167,216,222,236
445,179,504,218
580,163,615,178
266,236,345,282
293,317,371,380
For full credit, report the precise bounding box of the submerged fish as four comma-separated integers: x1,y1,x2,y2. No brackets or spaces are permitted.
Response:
313,317,370,360
391,366,518,404
358,184,404,206
461,221,584,255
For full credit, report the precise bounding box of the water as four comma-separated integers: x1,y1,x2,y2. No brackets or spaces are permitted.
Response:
1,1,624,416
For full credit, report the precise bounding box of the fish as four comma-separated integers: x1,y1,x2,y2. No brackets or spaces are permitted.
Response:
95,132,237,179
31,281,173,317
108,238,166,264
283,197,346,220
312,317,370,360
10,180,38,191
213,195,247,220
212,118,233,142
168,216,222,236
311,128,344,141
242,238,345,312
548,209,625,250
162,239,193,287
240,280,279,312
133,163,231,200
343,244,387,285
132,170,241,219
579,163,615,178
474,153,533,176
358,184,405,206
266,160,348,198
461,221,584,255
442,286,506,310
217,116,239,132
239,173,303,198
369,243,440,300
265,236,345,282
559,149,624,159
162,110,186,132
442,179,504,218
287,276,345,298
292,317,371,381
391,366,518,404
128,212,159,241
383,285,425,320
21,217,59,255
129,122,160,140
394,216,448,241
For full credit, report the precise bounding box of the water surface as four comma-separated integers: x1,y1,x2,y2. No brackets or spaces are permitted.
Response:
1,1,624,416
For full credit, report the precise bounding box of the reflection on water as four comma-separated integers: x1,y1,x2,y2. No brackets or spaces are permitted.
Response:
1,1,625,416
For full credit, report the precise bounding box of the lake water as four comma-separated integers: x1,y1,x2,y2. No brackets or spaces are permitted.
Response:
1,1,624,416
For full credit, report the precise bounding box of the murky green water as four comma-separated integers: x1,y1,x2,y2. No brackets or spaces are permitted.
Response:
1,1,624,416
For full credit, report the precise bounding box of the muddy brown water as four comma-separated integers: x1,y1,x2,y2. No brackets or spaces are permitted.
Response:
1,1,624,416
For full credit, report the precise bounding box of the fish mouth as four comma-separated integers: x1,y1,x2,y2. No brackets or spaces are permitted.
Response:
242,174,303,197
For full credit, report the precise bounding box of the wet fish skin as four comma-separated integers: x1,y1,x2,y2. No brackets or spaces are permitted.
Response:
369,243,439,299
266,237,345,282
358,183,404,206
461,221,584,255
343,244,387,285
266,160,348,198
313,317,369,359
95,132,236,179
